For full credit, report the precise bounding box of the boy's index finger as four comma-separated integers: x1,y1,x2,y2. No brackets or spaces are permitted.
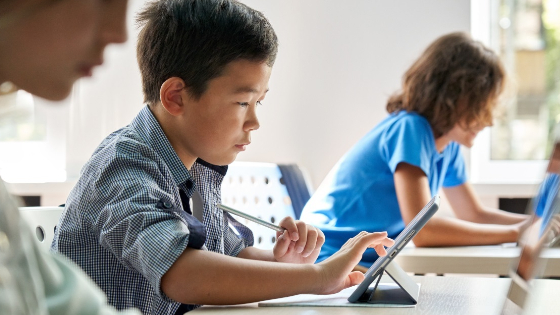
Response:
358,232,391,247
278,216,299,241
383,237,395,247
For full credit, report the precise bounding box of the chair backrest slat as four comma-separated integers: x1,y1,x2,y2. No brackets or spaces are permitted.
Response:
19,206,63,251
221,162,312,249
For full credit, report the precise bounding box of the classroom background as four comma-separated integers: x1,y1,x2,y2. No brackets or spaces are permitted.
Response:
1,0,558,216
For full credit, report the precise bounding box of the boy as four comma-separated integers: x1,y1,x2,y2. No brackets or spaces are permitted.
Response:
52,1,394,314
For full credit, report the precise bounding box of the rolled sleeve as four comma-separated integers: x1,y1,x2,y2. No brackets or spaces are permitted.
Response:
223,213,254,257
382,115,434,176
52,107,220,314
91,155,204,299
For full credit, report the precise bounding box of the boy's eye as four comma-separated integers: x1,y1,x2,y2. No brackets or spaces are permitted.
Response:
237,101,263,107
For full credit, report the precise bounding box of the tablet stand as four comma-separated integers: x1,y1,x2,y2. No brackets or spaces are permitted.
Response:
359,261,420,305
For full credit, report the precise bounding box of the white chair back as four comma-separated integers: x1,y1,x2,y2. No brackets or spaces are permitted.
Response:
221,162,295,249
19,206,63,251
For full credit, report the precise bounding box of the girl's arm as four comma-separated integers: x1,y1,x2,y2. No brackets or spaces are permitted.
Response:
443,182,528,224
394,162,523,247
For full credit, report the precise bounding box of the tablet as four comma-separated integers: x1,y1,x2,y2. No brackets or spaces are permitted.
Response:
501,138,560,314
347,195,440,303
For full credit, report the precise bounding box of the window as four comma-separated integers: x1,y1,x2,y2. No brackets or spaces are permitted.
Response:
470,0,560,184
0,82,67,183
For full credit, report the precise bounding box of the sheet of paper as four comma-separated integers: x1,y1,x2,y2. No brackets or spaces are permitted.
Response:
258,284,418,308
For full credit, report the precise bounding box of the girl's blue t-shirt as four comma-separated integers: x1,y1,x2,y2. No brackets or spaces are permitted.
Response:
301,111,467,265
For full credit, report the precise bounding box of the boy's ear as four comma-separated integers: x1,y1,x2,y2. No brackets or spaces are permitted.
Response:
159,77,188,116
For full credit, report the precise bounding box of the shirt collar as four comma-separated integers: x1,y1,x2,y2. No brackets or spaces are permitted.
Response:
130,105,193,188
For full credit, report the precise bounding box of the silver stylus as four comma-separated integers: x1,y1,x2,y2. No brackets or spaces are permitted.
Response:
217,204,285,233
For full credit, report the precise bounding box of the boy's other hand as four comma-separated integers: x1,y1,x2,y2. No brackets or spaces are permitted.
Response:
273,217,325,264
315,231,394,295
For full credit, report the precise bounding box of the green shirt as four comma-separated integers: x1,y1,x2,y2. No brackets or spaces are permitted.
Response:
0,180,140,315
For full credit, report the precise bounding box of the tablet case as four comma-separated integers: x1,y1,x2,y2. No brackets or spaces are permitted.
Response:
357,260,419,305
347,194,439,304
258,269,419,308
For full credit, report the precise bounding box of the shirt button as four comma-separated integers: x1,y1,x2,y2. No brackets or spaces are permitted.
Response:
163,201,172,209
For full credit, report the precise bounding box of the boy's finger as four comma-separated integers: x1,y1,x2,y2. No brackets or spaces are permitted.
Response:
381,237,395,247
288,240,296,252
302,226,318,257
273,229,291,257
366,237,394,254
346,271,366,288
352,232,392,254
294,221,308,253
359,231,388,245
316,228,326,248
341,231,385,250
278,216,299,241
373,244,388,257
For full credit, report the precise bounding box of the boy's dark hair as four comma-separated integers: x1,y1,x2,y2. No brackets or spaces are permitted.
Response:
387,32,505,138
137,0,278,104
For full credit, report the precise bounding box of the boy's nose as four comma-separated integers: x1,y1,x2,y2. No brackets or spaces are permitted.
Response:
245,117,260,131
100,0,129,45
244,112,260,132
243,103,260,131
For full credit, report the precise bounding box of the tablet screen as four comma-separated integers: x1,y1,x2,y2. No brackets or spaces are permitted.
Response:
347,195,440,303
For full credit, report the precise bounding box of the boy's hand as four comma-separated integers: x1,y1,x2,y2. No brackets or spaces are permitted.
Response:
315,231,394,295
542,214,560,243
514,217,534,239
273,216,325,264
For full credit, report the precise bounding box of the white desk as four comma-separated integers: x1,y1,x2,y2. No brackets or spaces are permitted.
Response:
191,276,560,315
394,246,560,277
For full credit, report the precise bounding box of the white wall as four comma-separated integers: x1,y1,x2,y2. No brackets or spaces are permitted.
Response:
65,0,146,178
63,0,471,190
238,0,471,188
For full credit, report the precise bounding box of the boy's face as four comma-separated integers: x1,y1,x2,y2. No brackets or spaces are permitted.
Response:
0,0,128,101
178,59,271,166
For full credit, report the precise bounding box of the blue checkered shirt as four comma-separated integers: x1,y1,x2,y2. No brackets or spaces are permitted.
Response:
52,106,254,315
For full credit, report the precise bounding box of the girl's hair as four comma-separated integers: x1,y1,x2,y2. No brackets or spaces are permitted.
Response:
387,32,505,138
